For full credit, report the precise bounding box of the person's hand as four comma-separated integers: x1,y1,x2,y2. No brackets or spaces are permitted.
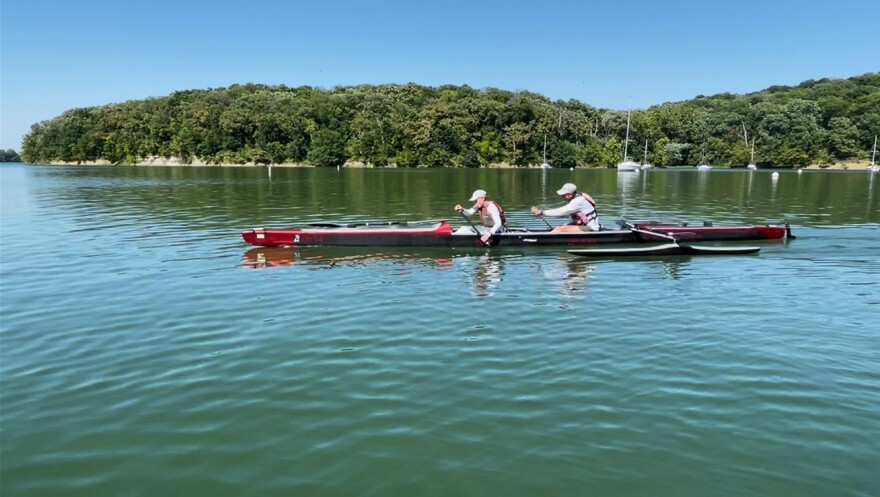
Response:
480,233,492,245
530,206,544,216
455,204,463,212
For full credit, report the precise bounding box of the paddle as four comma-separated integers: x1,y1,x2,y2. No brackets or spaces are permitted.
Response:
459,210,492,246
631,226,679,243
458,210,479,234
620,220,685,244
537,214,554,230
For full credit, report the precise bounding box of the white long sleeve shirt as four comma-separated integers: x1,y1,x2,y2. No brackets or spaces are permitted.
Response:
543,195,600,231
463,201,505,235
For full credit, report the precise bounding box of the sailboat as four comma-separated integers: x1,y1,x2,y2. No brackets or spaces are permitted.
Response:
696,145,712,171
540,134,552,168
747,139,757,170
869,135,878,173
616,102,640,172
641,139,653,169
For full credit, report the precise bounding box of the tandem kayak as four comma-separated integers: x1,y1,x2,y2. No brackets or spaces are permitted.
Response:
241,219,793,248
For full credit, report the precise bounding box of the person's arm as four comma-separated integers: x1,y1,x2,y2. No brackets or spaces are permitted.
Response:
455,204,477,216
541,199,581,217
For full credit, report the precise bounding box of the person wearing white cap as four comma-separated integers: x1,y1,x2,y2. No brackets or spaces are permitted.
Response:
455,189,507,244
530,183,601,231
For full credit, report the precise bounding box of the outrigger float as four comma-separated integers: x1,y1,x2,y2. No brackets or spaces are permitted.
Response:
241,219,793,248
567,224,765,257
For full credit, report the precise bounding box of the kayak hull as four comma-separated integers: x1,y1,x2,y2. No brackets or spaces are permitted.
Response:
569,243,762,257
241,220,790,248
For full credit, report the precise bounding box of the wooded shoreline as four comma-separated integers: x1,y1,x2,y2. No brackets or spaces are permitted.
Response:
40,157,874,170
22,74,880,170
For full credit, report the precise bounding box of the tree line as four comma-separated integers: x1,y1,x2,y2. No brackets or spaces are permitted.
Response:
20,72,880,168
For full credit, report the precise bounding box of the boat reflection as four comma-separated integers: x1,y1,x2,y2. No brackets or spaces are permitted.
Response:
242,247,454,270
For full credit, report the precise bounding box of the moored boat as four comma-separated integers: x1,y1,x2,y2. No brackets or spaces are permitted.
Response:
241,219,792,248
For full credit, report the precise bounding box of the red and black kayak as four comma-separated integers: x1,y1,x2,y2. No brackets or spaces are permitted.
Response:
241,219,793,248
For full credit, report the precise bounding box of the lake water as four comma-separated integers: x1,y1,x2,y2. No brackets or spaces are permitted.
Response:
1,163,878,496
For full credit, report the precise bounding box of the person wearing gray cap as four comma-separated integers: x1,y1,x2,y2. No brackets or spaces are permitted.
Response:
530,183,601,231
455,189,507,244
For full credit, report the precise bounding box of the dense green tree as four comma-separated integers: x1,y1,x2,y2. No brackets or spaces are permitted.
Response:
0,149,22,162
825,117,860,161
653,137,670,167
306,128,347,167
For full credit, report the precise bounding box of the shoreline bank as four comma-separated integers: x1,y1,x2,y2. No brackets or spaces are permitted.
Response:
39,157,878,170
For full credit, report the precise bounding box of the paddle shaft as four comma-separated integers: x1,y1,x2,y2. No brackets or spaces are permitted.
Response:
620,220,681,243
459,210,482,234
630,227,679,243
459,210,492,245
538,215,554,230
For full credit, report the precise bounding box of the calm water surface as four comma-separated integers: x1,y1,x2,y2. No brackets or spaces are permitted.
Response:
1,164,878,496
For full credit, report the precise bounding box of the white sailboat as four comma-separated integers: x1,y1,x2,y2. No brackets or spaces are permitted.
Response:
869,135,878,173
696,145,712,170
747,139,757,170
746,138,758,170
741,122,757,170
641,139,653,169
616,101,640,172
540,134,552,168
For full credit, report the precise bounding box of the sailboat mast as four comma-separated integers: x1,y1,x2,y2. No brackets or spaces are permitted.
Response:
623,101,631,161
643,139,648,162
872,135,877,166
751,139,756,163
543,134,547,163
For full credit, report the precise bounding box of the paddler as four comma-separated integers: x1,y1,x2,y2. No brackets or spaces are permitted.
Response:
455,189,507,244
531,183,601,231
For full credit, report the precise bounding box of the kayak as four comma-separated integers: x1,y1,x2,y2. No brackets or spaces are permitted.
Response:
568,243,762,257
241,219,792,248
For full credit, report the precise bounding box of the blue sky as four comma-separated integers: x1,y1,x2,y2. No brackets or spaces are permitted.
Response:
2,0,878,150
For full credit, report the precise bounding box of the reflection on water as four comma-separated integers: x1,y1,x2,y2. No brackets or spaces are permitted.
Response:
655,258,691,279
242,247,605,301
242,247,454,270
616,170,643,218
468,254,504,297
531,255,595,303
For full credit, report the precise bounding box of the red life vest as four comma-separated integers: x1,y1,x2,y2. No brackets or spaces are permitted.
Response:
478,201,507,227
570,194,598,226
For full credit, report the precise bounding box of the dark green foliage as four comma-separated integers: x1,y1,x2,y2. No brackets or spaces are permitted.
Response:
20,74,880,168
306,128,347,167
0,149,22,162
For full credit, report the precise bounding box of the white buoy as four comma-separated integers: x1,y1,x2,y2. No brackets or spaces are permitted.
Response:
771,171,780,179
797,168,803,174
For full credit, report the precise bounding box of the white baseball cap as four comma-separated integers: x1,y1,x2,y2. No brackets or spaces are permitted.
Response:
469,189,487,201
556,183,577,195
